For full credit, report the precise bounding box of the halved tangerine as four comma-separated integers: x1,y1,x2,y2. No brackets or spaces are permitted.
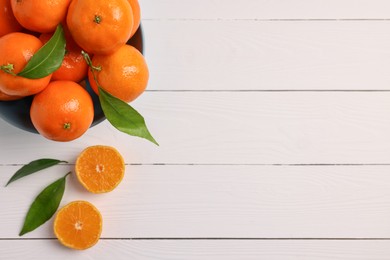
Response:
54,200,102,250
75,145,125,193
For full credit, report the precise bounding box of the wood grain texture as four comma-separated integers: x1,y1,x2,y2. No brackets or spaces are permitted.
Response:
2,165,390,238
142,20,390,90
1,92,390,165
140,0,390,19
2,240,390,260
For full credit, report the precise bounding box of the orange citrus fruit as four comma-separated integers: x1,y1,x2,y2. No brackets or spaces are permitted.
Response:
0,32,52,96
0,89,22,101
0,0,22,37
54,200,102,250
10,0,71,33
88,44,149,102
128,0,140,38
67,0,133,55
40,30,88,82
75,145,125,193
30,81,94,142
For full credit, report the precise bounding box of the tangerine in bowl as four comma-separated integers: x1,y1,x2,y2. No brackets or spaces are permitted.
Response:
0,26,143,134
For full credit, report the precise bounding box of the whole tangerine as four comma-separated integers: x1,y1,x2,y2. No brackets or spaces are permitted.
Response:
0,32,52,97
127,0,141,39
0,0,22,37
67,0,133,55
0,89,22,101
40,30,88,83
30,81,94,142
88,44,149,103
10,0,71,33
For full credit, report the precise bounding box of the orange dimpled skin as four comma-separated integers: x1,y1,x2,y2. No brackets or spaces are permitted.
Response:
88,45,149,103
127,0,140,38
54,201,102,250
0,89,22,101
10,0,71,33
40,31,88,82
30,81,94,142
0,0,22,37
75,145,125,193
0,33,52,97
67,0,133,55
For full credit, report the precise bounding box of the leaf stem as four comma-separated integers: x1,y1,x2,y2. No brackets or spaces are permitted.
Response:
81,51,101,73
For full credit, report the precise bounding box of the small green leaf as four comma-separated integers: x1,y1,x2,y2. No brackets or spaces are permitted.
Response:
19,172,70,236
98,86,159,145
6,159,67,187
18,24,66,79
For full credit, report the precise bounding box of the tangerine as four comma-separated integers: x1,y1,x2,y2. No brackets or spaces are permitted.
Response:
88,45,149,102
40,30,88,82
67,0,133,55
54,200,102,250
75,145,125,193
0,0,22,37
0,89,22,101
128,0,141,39
0,32,52,97
30,81,94,142
10,0,71,33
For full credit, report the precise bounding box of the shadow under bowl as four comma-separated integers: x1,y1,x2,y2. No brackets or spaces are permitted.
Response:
0,26,144,134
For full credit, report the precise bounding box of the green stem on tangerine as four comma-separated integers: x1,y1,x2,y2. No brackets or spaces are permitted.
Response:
81,51,102,87
0,64,17,76
94,15,102,24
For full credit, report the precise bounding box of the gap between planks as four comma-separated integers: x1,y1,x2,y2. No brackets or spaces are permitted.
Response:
3,163,390,167
142,18,390,22
3,237,390,241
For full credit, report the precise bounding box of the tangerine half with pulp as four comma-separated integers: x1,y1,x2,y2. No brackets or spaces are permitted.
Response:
54,200,102,250
75,145,125,193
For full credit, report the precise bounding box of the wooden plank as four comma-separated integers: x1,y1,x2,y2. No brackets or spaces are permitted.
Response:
2,165,390,238
2,92,390,165
2,240,390,259
140,0,390,19
142,20,390,91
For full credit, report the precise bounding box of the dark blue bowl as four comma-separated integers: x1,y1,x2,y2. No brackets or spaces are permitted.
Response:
0,26,144,133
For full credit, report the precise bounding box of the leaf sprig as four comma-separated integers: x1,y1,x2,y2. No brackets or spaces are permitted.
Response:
82,51,159,145
19,172,70,236
18,24,66,79
5,159,67,186
5,159,70,236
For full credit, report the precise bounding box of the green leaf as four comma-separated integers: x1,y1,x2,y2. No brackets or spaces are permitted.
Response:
18,24,66,79
5,159,67,187
19,172,70,236
98,86,159,145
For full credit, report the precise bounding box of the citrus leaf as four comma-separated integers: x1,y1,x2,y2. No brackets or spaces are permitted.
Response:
98,86,159,145
19,172,70,236
18,24,66,79
5,159,67,186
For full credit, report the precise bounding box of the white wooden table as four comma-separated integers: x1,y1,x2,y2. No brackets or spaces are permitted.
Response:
2,0,390,258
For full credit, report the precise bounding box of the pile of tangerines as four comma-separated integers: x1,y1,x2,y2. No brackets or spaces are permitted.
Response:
0,0,148,141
